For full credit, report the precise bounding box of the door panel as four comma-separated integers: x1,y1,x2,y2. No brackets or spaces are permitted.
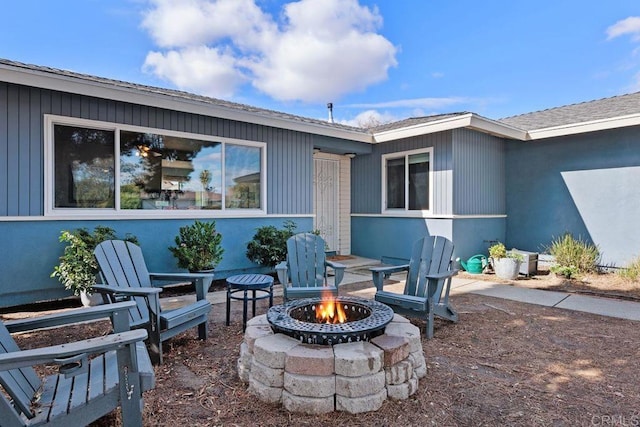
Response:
313,158,339,252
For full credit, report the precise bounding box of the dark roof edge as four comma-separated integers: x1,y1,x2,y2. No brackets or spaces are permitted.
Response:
0,58,373,143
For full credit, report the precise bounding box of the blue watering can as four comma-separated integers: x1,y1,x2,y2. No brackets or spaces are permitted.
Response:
460,254,487,274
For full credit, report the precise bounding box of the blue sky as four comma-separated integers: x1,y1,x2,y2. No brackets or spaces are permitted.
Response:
2,0,640,126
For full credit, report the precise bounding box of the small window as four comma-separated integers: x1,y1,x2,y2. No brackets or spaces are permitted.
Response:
383,148,433,213
225,144,262,209
47,116,265,215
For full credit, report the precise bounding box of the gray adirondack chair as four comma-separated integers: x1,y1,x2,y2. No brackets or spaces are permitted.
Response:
276,233,346,301
0,301,154,427
94,240,212,365
371,235,459,338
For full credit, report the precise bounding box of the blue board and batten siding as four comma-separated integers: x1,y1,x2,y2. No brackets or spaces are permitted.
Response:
452,128,505,216
506,126,640,267
0,81,317,307
351,129,507,262
0,82,315,216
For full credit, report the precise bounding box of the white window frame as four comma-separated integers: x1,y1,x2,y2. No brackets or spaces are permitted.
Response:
44,114,267,218
381,147,434,216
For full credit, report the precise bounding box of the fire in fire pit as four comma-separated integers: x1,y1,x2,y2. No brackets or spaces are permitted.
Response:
315,294,347,324
267,295,394,345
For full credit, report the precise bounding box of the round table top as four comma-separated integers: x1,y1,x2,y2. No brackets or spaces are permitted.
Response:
226,273,274,289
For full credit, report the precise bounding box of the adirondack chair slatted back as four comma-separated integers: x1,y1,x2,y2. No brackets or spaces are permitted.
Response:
405,236,454,301
372,235,458,338
94,240,152,327
0,322,40,419
287,233,326,287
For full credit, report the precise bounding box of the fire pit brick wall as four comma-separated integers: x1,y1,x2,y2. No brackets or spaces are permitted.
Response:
237,314,427,414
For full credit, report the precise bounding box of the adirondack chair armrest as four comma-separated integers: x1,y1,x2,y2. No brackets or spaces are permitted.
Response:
325,261,346,286
425,269,459,299
148,272,213,300
425,269,459,281
370,264,410,290
93,284,163,296
0,329,148,371
4,301,138,334
275,261,288,285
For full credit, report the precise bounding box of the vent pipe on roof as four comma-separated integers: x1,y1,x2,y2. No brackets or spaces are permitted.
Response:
327,102,334,123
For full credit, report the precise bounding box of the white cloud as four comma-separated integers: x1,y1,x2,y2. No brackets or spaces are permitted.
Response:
143,46,247,98
141,0,397,102
346,97,469,110
141,0,275,49
606,16,640,41
339,109,398,128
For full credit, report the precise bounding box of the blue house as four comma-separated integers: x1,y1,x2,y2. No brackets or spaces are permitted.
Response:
1,58,639,307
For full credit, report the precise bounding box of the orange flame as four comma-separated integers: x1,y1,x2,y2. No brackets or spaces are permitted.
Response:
315,291,347,324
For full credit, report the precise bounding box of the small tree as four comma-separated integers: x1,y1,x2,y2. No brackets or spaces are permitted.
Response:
246,221,297,267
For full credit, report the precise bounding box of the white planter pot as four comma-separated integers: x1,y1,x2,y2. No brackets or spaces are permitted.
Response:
80,291,103,307
492,257,521,280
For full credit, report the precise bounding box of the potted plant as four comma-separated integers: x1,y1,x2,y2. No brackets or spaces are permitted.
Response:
169,220,224,272
246,220,297,268
51,226,138,305
489,242,523,280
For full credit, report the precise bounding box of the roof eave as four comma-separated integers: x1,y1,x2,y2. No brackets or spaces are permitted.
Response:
372,113,527,142
0,63,374,143
526,113,640,140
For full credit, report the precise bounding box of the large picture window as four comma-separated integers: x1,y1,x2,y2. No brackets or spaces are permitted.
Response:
47,116,266,215
382,148,433,213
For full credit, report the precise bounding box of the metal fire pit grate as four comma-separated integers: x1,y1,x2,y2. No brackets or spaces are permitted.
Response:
267,296,394,345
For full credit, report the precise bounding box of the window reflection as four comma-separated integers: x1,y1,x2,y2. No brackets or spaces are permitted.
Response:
54,125,115,208
120,131,222,210
384,150,430,211
225,144,262,209
52,121,264,213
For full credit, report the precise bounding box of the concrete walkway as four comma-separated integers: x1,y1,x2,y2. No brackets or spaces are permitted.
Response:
338,256,640,322
164,255,640,322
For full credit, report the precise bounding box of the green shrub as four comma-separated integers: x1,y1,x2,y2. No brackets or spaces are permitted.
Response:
168,220,224,272
246,221,297,267
548,233,600,278
51,226,138,295
618,256,640,281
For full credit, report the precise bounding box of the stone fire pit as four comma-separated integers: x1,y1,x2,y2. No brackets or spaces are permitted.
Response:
237,297,426,414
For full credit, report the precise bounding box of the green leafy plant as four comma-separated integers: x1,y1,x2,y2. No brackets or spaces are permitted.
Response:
488,242,525,261
169,220,224,272
51,226,138,295
246,220,297,267
548,233,600,278
488,242,507,259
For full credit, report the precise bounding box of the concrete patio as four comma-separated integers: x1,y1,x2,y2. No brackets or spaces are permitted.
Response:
161,255,640,322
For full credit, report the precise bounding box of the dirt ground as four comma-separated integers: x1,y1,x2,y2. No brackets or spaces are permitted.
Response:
4,271,640,426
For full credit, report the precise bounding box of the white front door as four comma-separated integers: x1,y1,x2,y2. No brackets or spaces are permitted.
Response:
314,158,339,252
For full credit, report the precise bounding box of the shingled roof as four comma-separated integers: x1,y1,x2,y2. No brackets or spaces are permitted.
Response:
3,57,640,142
499,91,640,131
0,58,366,135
